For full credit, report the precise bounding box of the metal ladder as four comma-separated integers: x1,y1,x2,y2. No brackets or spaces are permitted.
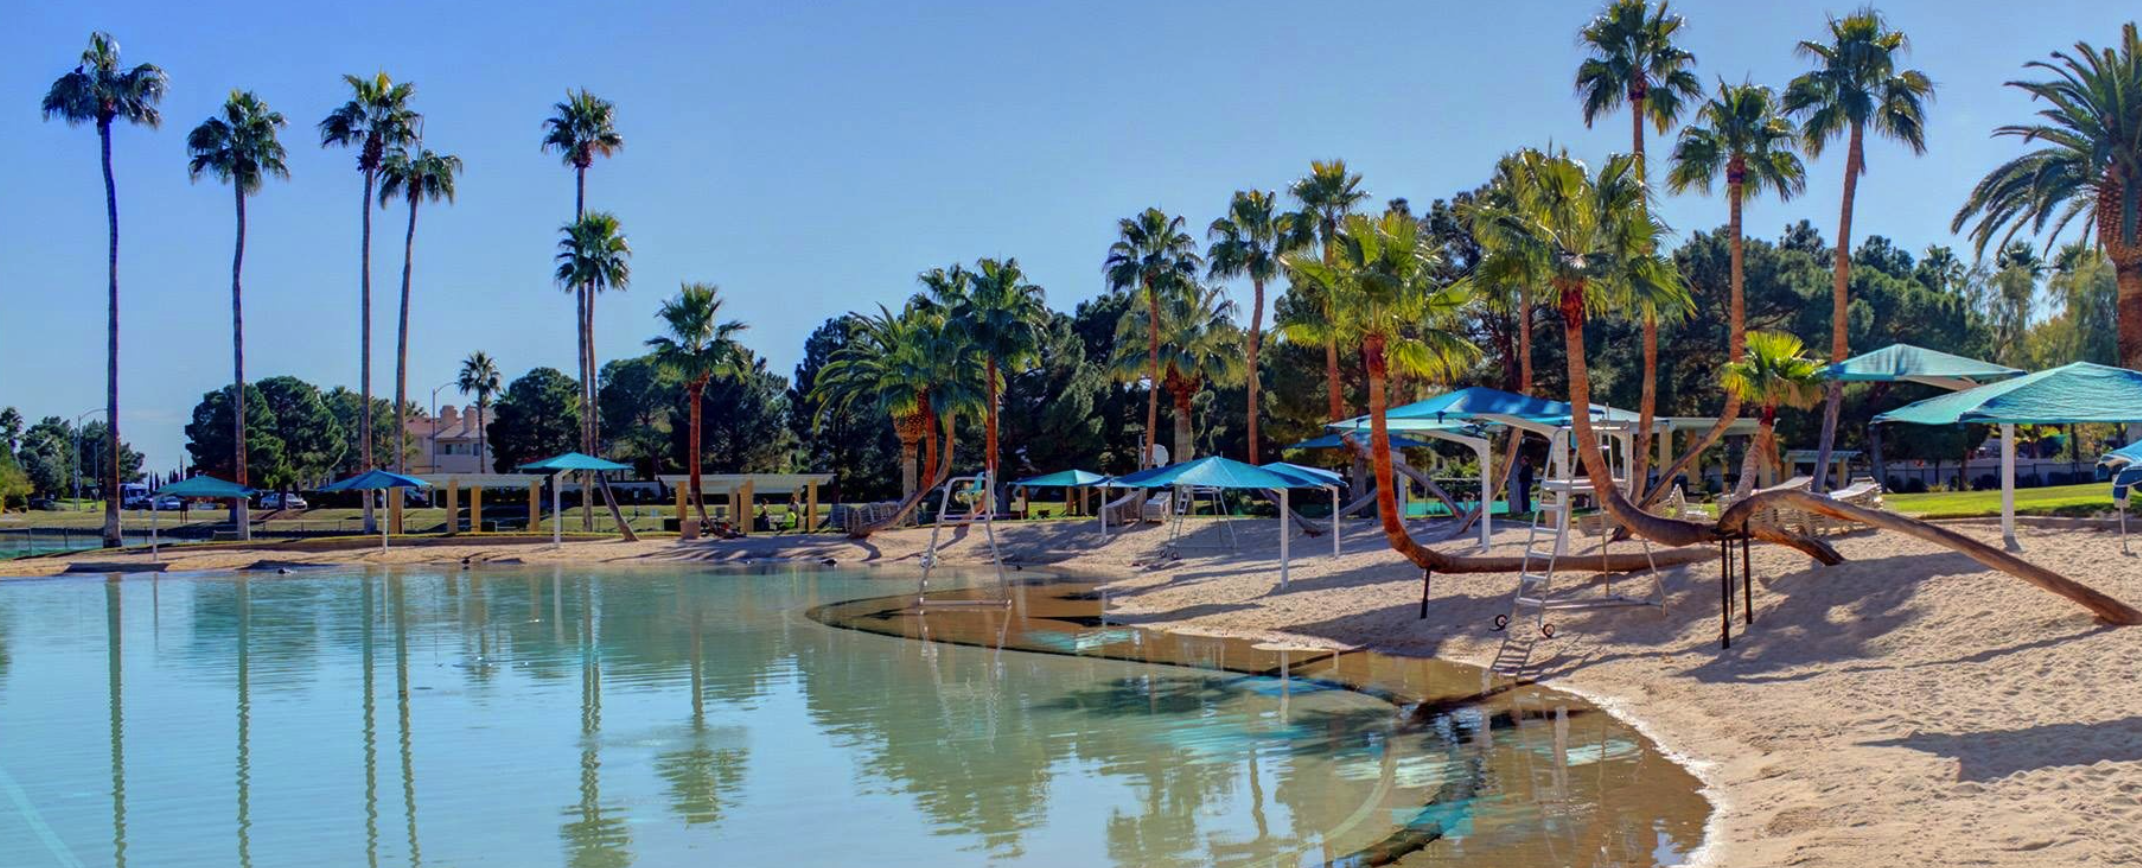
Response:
914,472,1012,607
1490,427,1665,676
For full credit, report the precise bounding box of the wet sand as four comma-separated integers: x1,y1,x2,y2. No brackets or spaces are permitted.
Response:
11,515,2142,866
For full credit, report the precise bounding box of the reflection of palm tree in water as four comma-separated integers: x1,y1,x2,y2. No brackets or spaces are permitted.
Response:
392,576,421,867
105,580,127,868
561,577,631,868
236,577,251,868
362,577,380,868
654,607,747,826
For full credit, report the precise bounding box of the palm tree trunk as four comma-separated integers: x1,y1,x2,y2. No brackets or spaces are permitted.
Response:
1171,381,1194,463
476,395,489,473
360,165,378,533
2101,184,2142,369
689,380,708,524
1734,409,1777,498
232,185,251,540
1491,290,1533,503
1630,312,1659,490
919,396,939,485
1641,170,1751,506
1144,280,1162,467
1812,122,1865,494
1245,274,1266,464
394,196,418,476
984,355,999,506
99,119,121,548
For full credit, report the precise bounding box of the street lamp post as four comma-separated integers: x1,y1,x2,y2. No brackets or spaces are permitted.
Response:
426,381,457,506
72,408,106,512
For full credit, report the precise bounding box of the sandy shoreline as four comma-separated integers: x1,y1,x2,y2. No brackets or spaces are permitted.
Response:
10,516,2142,866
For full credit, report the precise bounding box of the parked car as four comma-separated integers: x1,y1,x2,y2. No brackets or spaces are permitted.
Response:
261,492,309,510
153,495,186,511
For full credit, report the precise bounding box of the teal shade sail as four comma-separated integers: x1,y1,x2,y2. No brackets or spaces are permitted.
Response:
1874,363,2142,426
1288,432,1439,450
1106,456,1324,490
1011,469,1109,487
518,452,633,472
1826,343,2022,383
320,469,432,492
154,475,255,498
1259,462,1344,487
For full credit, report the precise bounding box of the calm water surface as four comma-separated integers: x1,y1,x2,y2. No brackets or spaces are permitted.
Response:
0,564,1704,866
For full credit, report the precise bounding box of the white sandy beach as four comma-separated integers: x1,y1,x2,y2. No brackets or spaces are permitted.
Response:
10,517,2142,866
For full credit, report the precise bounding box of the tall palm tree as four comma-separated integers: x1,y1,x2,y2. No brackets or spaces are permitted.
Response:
456,351,501,472
1110,286,1246,462
43,32,165,548
320,72,420,481
1719,331,1826,496
541,90,624,456
1206,190,1301,463
186,89,287,541
1289,212,1475,566
1286,160,1370,422
1782,8,1933,491
1954,24,2142,369
1576,0,1700,489
1469,148,1701,545
379,146,462,474
647,283,747,523
1102,208,1202,467
813,304,937,498
1650,80,1806,502
940,258,1047,496
555,211,631,531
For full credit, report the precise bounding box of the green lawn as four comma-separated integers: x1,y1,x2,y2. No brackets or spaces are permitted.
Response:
1884,482,2116,519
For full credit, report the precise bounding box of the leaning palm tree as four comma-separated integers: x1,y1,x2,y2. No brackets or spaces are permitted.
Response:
186,89,287,541
1110,286,1246,462
456,351,502,471
541,90,624,454
1954,24,2142,369
1782,9,1933,491
647,283,748,524
1575,0,1701,487
1647,80,1807,503
1286,160,1370,422
1102,208,1202,467
939,258,1047,498
1719,331,1826,496
43,32,165,548
319,72,420,481
554,212,632,532
1289,212,1476,566
1206,190,1301,463
379,146,462,474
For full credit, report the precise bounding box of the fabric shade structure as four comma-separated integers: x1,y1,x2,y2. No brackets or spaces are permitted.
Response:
321,469,432,552
1826,343,2023,388
1011,469,1108,488
1263,462,1346,561
148,475,256,559
2099,441,2142,554
1104,456,1341,587
519,452,633,548
1877,362,2142,549
1286,432,1439,450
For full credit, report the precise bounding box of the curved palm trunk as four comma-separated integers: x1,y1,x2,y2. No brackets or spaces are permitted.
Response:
359,164,378,533
1733,406,1778,498
231,184,251,540
99,119,122,548
1642,171,1750,507
1245,275,1266,463
1812,123,1866,493
853,411,956,538
394,196,419,476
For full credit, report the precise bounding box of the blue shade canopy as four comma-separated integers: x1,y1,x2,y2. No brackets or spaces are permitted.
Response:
519,452,633,472
1288,432,1439,450
1327,386,1639,430
1874,363,2142,426
1106,456,1325,490
1011,469,1109,487
1259,462,1344,487
154,475,254,498
320,469,432,492
2101,440,2142,469
1826,343,2022,383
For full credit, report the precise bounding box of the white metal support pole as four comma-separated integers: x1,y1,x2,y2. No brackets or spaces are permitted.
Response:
1278,488,1291,589
379,490,389,553
2000,423,2018,550
1475,438,1493,551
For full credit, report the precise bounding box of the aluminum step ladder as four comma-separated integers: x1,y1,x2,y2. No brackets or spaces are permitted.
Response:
1490,427,1665,676
914,472,1012,607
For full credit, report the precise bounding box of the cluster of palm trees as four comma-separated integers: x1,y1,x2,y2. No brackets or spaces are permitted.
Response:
809,259,1049,530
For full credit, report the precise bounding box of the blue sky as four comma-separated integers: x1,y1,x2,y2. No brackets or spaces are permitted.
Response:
1,0,2128,472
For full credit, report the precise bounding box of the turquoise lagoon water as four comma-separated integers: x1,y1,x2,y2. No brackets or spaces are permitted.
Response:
0,564,1704,866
